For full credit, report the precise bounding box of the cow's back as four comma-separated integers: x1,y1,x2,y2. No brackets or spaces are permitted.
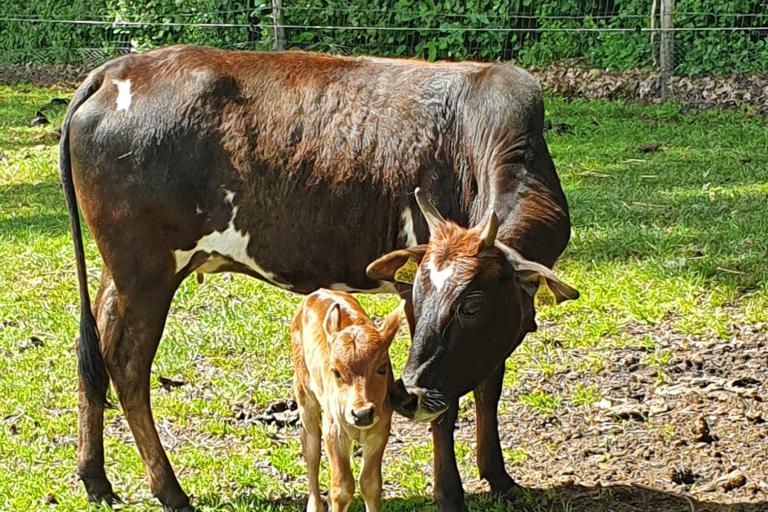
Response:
66,45,566,292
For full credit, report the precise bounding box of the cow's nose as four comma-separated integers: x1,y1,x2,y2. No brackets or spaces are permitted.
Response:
390,379,419,416
405,386,447,414
351,405,375,426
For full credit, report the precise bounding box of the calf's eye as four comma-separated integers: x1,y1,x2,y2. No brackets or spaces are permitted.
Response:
377,364,387,375
331,368,342,380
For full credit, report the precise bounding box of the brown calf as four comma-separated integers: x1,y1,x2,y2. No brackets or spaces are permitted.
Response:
291,290,402,512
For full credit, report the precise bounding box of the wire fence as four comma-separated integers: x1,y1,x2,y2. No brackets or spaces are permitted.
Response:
1,1,766,98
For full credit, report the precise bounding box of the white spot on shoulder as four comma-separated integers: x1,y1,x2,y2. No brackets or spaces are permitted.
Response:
399,207,418,247
173,204,291,289
112,79,132,112
427,257,454,291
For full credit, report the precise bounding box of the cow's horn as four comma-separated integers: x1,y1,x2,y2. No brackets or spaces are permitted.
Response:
480,210,499,248
414,187,446,233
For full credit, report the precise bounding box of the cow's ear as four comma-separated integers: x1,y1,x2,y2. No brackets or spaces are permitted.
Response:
366,245,427,283
323,303,342,339
496,242,579,304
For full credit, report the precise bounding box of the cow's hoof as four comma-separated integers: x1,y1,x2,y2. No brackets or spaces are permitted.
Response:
489,475,522,500
436,497,469,512
86,491,122,506
163,504,195,512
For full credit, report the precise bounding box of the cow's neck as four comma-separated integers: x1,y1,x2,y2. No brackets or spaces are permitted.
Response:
469,162,569,268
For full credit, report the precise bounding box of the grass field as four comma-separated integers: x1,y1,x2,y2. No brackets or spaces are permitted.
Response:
0,83,766,511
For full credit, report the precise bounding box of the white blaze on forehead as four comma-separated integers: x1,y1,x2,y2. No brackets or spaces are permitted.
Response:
112,79,132,112
173,203,291,289
427,256,454,291
223,189,235,204
399,207,418,247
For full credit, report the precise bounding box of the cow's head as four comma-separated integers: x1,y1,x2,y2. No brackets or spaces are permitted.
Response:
367,189,578,422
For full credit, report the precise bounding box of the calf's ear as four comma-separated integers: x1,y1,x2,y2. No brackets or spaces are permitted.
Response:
379,300,405,347
366,246,427,283
496,242,579,304
323,303,342,339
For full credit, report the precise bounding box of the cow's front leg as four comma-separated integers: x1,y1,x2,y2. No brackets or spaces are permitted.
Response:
431,400,467,512
474,364,517,497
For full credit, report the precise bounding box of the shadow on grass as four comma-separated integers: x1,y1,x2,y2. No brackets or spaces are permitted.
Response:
193,485,767,511
0,181,68,239
565,186,768,290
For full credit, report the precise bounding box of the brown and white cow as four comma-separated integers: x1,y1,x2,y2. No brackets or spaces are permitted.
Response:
291,290,401,512
60,45,576,511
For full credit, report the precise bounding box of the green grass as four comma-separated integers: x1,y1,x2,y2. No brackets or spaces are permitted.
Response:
1,83,767,511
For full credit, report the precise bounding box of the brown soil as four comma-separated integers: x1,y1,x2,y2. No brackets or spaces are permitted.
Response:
2,61,767,114
532,63,768,113
385,319,768,511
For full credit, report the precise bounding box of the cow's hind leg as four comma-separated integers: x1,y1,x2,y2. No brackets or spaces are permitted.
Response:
102,275,191,511
474,364,518,498
78,271,120,503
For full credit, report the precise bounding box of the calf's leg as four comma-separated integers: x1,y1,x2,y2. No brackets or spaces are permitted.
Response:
474,364,518,496
359,426,388,512
77,271,119,503
102,277,190,511
324,420,354,512
431,401,467,512
296,386,323,512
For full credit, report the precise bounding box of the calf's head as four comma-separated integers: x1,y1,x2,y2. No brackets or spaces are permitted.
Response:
367,189,579,422
323,302,402,428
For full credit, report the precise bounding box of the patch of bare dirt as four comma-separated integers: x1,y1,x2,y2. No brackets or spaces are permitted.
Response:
0,64,86,87
470,319,768,511
2,60,767,113
532,62,768,113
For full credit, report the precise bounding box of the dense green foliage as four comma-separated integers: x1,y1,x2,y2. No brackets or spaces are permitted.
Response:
1,1,766,76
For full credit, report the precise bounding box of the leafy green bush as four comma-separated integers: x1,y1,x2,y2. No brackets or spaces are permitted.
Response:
105,0,271,51
1,0,766,75
0,0,112,64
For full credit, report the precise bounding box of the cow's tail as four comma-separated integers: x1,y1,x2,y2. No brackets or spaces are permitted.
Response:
59,71,112,409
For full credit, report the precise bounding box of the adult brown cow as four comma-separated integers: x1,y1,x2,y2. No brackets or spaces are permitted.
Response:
60,45,577,511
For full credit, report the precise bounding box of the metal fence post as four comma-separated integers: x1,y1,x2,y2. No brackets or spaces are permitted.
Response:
272,0,286,50
659,0,674,100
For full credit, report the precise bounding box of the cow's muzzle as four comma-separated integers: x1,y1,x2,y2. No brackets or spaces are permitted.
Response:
390,379,448,422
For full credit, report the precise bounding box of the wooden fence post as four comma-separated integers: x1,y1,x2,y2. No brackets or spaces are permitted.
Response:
659,0,674,100
272,0,286,51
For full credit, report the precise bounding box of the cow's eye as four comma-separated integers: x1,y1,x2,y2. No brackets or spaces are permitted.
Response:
377,364,387,375
459,297,484,318
331,368,342,380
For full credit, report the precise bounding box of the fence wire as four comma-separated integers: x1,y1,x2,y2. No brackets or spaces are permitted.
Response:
1,2,766,78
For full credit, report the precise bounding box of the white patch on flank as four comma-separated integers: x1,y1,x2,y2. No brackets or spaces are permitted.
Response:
173,204,290,289
112,79,132,112
223,189,236,204
427,257,454,291
399,207,418,247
